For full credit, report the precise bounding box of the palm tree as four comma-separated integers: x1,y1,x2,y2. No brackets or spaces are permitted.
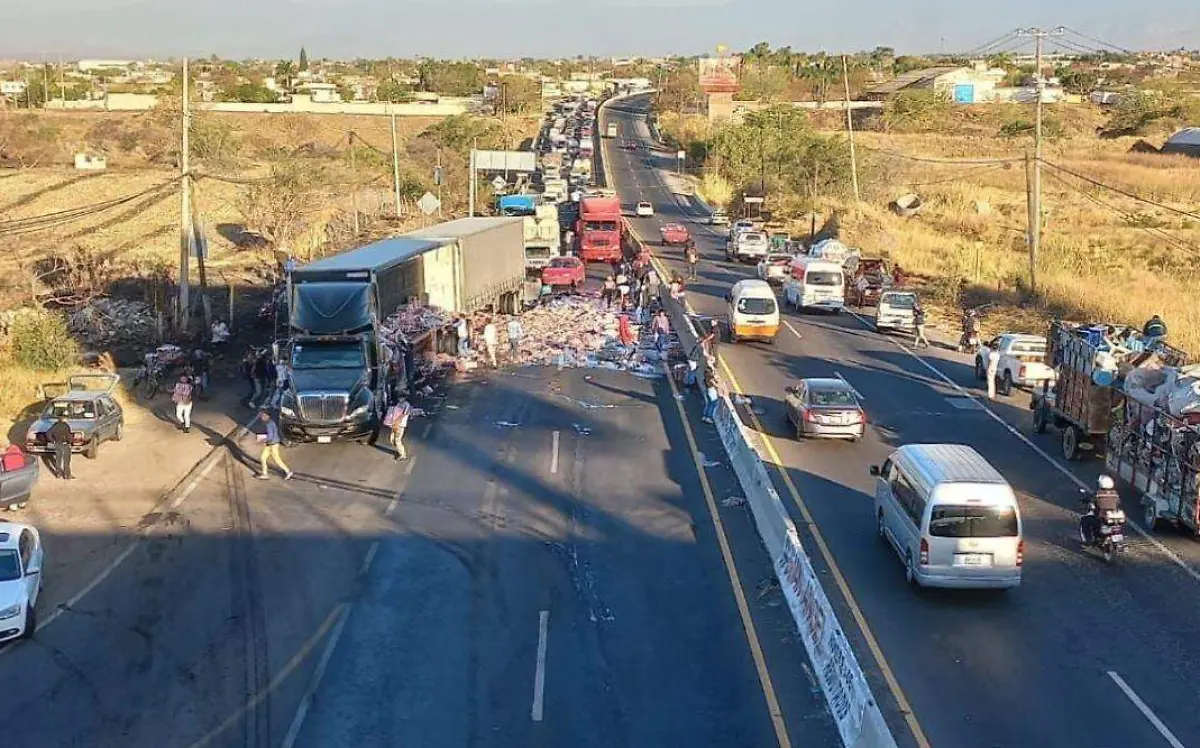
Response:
275,60,296,91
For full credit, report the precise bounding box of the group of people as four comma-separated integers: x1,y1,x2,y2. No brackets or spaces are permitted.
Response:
241,346,284,409
601,258,662,314
454,314,524,368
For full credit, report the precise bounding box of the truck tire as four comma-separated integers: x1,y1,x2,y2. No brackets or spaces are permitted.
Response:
1062,427,1080,461
974,358,986,380
1144,501,1163,532
366,422,381,447
1032,405,1048,434
85,438,99,460
1000,370,1014,397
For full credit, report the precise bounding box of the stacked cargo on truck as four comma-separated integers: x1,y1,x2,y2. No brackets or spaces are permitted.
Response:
576,195,623,263
497,194,537,217
1033,321,1200,534
522,204,562,272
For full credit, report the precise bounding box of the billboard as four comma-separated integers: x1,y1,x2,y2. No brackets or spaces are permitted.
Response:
698,54,741,93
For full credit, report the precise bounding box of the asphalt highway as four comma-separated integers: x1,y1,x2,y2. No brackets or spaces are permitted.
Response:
603,94,1200,748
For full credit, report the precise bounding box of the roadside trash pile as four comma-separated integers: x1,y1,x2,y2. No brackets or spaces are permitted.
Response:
69,298,157,349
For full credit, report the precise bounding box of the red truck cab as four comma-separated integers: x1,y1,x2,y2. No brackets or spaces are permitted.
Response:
541,256,586,288
577,196,624,263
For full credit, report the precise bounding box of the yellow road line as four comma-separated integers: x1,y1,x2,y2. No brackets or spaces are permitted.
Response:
716,357,932,748
664,366,792,748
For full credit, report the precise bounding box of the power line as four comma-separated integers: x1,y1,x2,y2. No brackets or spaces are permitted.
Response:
1061,26,1134,55
856,142,1022,166
1040,159,1200,222
901,162,1013,187
1042,168,1200,259
0,178,181,236
962,29,1023,58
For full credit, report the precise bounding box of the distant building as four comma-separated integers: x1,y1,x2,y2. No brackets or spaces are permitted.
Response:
863,63,1022,104
0,80,28,97
77,59,137,73
295,82,340,103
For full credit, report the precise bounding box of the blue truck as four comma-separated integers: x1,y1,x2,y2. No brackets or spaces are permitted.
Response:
497,194,537,217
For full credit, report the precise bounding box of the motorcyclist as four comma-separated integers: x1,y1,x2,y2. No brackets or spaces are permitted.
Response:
1081,474,1121,544
959,308,981,350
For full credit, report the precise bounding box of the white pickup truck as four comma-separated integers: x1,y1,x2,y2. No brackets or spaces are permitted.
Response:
975,333,1057,395
726,231,769,263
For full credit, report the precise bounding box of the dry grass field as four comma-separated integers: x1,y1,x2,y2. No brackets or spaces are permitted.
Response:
0,108,538,427
668,103,1200,350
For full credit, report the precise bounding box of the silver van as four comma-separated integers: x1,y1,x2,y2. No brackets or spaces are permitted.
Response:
870,444,1023,590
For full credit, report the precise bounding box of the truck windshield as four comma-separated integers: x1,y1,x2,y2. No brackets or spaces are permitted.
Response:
882,294,916,309
929,505,1019,538
584,221,618,232
806,271,843,286
292,343,365,370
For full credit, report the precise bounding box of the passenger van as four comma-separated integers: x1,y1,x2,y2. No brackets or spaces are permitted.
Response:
783,257,845,313
870,444,1023,590
725,279,780,343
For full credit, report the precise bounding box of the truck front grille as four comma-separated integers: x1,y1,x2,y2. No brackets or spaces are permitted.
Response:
298,393,349,423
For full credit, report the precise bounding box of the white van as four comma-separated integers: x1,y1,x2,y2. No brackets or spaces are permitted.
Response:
725,279,779,343
875,290,918,333
783,257,844,313
870,444,1023,590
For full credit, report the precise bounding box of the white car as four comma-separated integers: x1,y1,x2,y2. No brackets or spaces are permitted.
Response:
635,201,654,217
0,522,43,644
757,252,794,284
975,334,1057,395
707,209,730,225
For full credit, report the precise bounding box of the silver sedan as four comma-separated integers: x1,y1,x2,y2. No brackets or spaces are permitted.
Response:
784,378,866,441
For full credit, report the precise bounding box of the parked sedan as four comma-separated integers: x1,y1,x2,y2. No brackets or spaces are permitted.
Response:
0,521,44,643
540,256,586,289
784,378,866,441
635,201,655,217
756,252,795,284
24,373,124,460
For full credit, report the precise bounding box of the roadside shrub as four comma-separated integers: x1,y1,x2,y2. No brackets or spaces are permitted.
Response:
10,309,78,371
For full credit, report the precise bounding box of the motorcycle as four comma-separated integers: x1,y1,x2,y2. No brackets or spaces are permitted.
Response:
956,304,992,353
1078,493,1128,562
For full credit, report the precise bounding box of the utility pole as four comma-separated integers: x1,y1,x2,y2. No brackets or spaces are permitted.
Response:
58,55,65,102
178,57,192,331
348,131,360,236
468,143,477,217
841,55,860,203
436,148,444,218
1017,26,1063,295
389,111,402,219
41,59,49,109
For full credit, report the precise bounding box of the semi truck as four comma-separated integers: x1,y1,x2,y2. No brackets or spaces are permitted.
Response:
577,195,623,263
281,236,442,444
522,204,562,271
402,217,528,315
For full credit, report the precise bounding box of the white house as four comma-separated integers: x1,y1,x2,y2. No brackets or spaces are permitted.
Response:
296,82,340,103
1,80,28,97
77,59,137,73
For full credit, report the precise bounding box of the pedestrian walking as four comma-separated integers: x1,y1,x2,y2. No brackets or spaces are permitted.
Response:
602,275,617,309
456,316,471,356
507,317,524,358
255,411,294,480
172,375,195,433
252,350,270,406
241,346,257,406
384,398,413,461
912,304,929,349
685,243,699,280
986,346,1001,400
482,318,499,368
191,348,210,398
616,271,630,311
46,412,73,480
653,309,671,351
702,367,719,424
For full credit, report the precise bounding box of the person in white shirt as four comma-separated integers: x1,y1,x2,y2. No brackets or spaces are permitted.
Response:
507,318,523,357
172,375,194,433
987,347,1001,400
386,398,413,461
456,316,470,356
482,319,499,368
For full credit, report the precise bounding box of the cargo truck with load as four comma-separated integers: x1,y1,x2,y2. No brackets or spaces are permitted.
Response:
1031,321,1200,535
522,204,562,271
497,194,537,217
577,195,623,263
280,237,442,444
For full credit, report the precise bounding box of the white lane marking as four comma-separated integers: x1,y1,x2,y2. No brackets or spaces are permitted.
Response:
550,430,561,474
1107,671,1186,748
834,371,865,401
32,441,229,636
280,604,352,748
385,496,399,516
357,540,380,579
842,308,1200,585
782,319,804,341
531,609,550,722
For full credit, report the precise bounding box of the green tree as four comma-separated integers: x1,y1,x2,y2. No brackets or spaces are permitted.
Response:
11,309,77,371
881,89,954,132
221,82,277,103
495,76,541,114
417,60,485,97
376,78,414,103
299,47,309,72
275,60,296,90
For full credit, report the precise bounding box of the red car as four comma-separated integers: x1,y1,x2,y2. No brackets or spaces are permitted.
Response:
660,222,690,247
541,256,586,288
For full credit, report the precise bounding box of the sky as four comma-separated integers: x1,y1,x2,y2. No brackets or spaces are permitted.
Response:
0,0,1196,60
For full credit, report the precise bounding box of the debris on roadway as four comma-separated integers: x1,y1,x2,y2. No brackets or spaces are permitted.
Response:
68,298,157,349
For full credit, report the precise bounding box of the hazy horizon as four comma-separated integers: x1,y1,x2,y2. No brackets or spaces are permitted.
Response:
0,0,1196,61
